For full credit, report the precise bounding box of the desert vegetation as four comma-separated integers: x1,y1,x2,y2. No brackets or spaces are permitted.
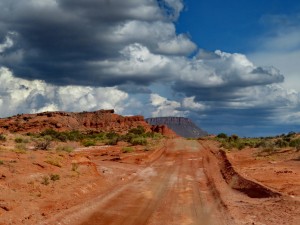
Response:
0,125,163,153
30,126,162,148
215,131,300,154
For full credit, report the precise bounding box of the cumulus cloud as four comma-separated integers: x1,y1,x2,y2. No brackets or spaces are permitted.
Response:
0,67,128,117
249,13,300,92
0,0,285,92
182,96,206,111
150,93,207,117
0,0,196,85
0,0,298,136
150,93,185,117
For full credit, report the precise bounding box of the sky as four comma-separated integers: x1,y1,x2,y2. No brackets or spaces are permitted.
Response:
0,0,300,137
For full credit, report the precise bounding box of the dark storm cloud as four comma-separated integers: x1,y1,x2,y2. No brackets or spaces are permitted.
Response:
0,0,196,86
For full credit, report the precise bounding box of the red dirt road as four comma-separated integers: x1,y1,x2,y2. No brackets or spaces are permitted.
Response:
2,138,295,225
44,139,231,225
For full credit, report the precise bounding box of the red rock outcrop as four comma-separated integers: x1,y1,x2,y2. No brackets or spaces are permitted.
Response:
151,125,178,138
0,109,151,134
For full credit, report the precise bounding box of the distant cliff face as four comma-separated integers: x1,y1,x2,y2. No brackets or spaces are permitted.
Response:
145,117,208,138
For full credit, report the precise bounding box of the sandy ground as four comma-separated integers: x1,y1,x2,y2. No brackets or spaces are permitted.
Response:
1,138,300,225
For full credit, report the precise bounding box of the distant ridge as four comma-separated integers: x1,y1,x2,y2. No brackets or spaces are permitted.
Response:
0,109,150,134
145,117,208,138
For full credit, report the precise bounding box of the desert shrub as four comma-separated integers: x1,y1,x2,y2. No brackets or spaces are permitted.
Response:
0,134,6,141
0,160,4,165
289,138,300,150
14,137,29,143
45,158,61,167
15,143,27,153
217,133,227,139
65,130,84,141
151,132,163,140
56,145,74,153
34,135,52,150
50,174,60,181
106,132,119,140
219,136,262,151
40,129,71,142
130,137,147,146
119,132,135,142
122,146,134,153
128,125,145,135
283,136,291,142
287,131,296,137
94,132,107,141
56,133,68,142
40,129,87,142
41,176,50,185
41,129,58,137
230,134,239,141
258,140,277,154
275,139,289,148
81,139,96,147
105,138,118,145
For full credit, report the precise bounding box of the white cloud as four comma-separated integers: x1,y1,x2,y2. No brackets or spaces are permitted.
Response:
0,67,128,117
224,84,300,109
249,50,300,92
150,93,185,117
150,94,207,117
109,20,196,56
157,33,196,55
182,96,206,111
0,32,15,53
248,13,300,91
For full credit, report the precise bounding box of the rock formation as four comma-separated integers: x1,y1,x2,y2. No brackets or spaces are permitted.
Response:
150,125,178,138
145,117,208,138
0,109,151,134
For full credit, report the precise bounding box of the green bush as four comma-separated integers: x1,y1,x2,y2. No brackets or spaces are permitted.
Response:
0,160,4,165
289,138,300,150
106,132,119,140
40,129,85,142
81,139,96,147
217,133,227,139
130,137,147,146
122,146,134,153
105,138,118,145
128,125,145,135
119,133,135,142
66,130,84,141
56,145,74,153
50,174,60,181
0,134,6,142
94,132,107,141
150,132,163,140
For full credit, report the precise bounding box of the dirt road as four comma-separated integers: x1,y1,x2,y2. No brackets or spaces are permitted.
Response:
40,138,300,225
46,139,230,225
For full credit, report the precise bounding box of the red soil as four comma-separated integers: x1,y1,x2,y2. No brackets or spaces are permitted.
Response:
1,138,299,225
